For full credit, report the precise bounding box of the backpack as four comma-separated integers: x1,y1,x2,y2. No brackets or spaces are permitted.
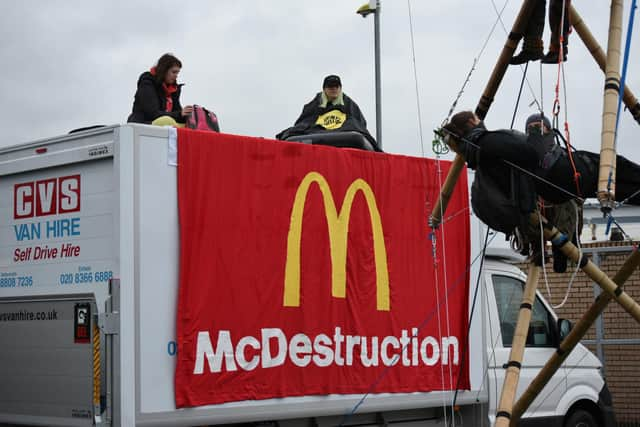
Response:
186,105,220,132
471,167,536,235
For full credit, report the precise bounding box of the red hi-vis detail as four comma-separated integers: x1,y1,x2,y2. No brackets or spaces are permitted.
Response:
13,175,81,219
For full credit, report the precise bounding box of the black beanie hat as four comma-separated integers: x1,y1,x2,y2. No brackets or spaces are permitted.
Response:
525,113,551,130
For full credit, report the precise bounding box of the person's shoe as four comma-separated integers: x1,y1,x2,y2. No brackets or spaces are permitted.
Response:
541,46,568,64
510,49,544,65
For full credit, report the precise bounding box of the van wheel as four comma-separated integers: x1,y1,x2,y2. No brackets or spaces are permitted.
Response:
564,409,598,427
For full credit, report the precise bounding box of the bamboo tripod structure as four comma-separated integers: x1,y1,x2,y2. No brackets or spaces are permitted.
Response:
427,2,640,426
597,0,625,212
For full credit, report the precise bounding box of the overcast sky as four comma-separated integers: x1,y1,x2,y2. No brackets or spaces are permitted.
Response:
0,1,638,161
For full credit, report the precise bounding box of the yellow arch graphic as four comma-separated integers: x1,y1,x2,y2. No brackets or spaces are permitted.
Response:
283,171,390,311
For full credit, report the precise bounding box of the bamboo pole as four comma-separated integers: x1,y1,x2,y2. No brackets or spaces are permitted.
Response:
428,156,466,228
597,0,625,212
571,5,640,125
430,0,537,228
533,212,640,322
495,263,542,427
510,247,640,425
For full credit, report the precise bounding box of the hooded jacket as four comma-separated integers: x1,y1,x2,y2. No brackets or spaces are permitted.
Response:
127,71,185,124
276,92,380,151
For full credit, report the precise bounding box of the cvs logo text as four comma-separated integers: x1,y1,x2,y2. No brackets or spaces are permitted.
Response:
14,175,81,219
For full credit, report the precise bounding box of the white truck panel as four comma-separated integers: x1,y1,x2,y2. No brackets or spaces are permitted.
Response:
0,124,609,426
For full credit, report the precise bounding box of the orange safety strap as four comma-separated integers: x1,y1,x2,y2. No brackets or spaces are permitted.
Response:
551,12,581,199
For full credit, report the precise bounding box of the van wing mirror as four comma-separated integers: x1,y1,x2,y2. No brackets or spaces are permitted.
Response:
557,318,573,343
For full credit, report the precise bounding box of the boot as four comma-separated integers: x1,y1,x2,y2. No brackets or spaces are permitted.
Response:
542,44,568,64
510,38,544,65
552,246,568,273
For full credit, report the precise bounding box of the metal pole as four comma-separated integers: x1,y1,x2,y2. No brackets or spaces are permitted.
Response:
374,0,382,148
570,4,640,124
597,0,625,212
430,0,537,228
510,246,640,424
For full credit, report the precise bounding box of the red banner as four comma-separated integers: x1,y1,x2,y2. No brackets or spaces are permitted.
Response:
175,130,470,407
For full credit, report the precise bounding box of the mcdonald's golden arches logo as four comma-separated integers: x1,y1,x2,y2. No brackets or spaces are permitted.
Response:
283,171,390,311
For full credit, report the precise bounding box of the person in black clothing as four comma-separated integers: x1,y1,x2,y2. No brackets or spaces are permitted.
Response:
276,75,379,150
127,53,193,126
443,110,640,206
524,113,581,272
511,0,571,64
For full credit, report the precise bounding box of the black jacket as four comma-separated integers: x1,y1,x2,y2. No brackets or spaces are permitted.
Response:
276,92,379,151
127,72,185,124
462,125,538,217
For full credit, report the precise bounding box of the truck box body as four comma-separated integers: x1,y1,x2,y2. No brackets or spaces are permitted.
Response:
0,125,611,426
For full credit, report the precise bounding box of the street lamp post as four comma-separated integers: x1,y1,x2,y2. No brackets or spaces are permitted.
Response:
357,0,382,149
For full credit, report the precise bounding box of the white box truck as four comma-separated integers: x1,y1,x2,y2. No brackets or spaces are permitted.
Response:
0,125,614,426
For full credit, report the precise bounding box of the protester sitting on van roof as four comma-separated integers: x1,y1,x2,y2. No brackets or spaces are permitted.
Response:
127,53,193,127
276,75,379,150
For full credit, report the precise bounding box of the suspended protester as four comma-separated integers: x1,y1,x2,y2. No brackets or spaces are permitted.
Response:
443,111,640,207
127,53,193,127
276,75,380,150
442,111,538,236
521,113,582,272
511,0,571,64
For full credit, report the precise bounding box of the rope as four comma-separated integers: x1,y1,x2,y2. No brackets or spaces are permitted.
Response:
615,0,638,146
538,201,584,312
549,10,581,199
617,186,640,207
510,62,529,129
539,61,544,115
431,226,451,426
433,152,456,426
407,0,426,157
452,225,490,407
605,211,635,243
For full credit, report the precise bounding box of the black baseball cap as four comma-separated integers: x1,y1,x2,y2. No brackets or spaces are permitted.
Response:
323,75,342,88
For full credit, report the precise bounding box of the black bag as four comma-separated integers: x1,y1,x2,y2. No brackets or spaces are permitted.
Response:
471,168,521,234
471,165,537,235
